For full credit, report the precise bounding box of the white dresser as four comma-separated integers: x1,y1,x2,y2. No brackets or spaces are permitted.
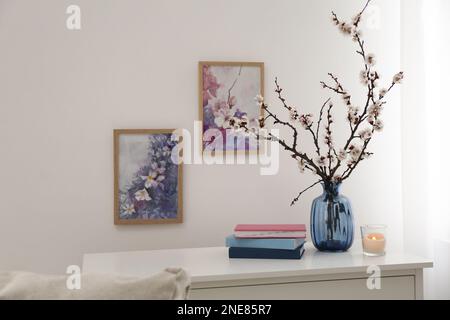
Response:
82,244,432,300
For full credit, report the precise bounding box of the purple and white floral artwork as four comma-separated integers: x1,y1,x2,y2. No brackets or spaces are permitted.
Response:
115,130,182,224
201,62,263,152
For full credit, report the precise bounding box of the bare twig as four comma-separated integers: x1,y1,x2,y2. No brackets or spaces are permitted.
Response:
291,180,323,206
227,66,242,108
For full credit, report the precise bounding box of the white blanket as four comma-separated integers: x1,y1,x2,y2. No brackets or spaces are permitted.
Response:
0,267,190,300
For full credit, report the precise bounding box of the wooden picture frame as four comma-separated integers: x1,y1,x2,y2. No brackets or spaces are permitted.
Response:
114,129,183,225
199,61,264,154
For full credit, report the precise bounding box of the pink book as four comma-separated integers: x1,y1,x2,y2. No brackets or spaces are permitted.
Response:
234,224,306,232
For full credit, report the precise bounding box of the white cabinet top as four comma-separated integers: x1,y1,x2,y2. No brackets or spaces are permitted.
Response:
82,244,433,283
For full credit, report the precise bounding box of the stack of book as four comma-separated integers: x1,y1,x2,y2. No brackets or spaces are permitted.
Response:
226,224,306,260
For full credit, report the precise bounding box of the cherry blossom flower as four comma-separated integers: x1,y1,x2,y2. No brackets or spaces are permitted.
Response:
299,114,313,129
372,119,384,131
352,29,362,42
316,155,327,166
360,70,369,85
238,115,249,129
349,145,362,161
366,54,376,66
369,71,379,82
359,128,373,141
379,88,388,99
368,102,383,118
393,72,404,84
324,134,333,147
290,108,300,121
347,106,360,125
339,22,353,35
337,149,347,161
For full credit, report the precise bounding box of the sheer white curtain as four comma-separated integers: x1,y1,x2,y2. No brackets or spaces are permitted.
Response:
402,0,450,299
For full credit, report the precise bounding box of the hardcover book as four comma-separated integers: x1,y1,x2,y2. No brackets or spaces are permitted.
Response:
226,235,305,250
228,245,305,260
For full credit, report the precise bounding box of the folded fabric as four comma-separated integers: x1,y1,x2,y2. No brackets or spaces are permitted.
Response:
0,267,190,300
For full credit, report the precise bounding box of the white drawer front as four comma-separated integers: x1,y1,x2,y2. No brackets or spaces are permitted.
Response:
189,276,416,300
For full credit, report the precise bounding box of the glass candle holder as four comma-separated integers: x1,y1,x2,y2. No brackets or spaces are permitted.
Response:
361,225,386,256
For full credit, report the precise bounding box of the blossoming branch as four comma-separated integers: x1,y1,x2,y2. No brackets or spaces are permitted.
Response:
223,0,403,205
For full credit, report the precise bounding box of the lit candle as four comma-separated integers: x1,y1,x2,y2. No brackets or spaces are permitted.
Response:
362,233,386,255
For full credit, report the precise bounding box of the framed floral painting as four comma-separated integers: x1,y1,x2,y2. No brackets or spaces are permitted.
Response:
199,61,264,153
114,129,182,225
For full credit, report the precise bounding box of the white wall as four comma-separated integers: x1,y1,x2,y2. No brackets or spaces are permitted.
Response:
0,0,403,273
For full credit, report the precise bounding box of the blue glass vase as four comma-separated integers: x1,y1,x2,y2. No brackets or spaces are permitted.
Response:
310,182,354,252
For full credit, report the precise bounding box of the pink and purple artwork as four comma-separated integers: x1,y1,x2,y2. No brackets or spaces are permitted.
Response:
200,62,264,152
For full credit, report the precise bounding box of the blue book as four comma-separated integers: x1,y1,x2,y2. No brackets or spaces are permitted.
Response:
228,245,305,260
226,235,305,250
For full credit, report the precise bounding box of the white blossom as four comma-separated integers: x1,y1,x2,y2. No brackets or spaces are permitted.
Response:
372,119,384,132
141,164,165,189
366,54,376,66
337,149,347,161
289,108,300,121
121,203,135,216
324,134,333,147
224,117,241,131
299,114,314,129
379,88,388,99
339,22,353,35
349,145,362,161
316,155,327,166
369,71,379,81
135,189,151,202
360,70,369,85
352,29,362,42
368,102,383,118
347,106,360,125
358,128,373,141
393,72,404,84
